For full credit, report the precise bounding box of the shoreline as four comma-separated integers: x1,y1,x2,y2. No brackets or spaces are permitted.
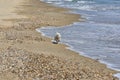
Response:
38,21,120,79
0,0,119,80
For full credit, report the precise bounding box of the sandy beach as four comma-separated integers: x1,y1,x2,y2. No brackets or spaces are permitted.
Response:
0,0,119,80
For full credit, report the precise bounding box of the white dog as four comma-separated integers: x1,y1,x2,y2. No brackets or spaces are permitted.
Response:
53,32,61,44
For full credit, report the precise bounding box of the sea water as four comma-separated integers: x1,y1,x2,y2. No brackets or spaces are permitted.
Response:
38,0,120,79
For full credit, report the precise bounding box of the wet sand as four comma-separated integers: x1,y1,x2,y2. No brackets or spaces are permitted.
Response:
0,0,118,80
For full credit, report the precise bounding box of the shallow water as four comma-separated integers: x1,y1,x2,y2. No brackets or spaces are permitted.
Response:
39,0,120,79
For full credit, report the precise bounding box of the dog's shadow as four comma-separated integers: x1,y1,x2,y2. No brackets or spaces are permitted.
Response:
52,41,58,44
52,40,59,44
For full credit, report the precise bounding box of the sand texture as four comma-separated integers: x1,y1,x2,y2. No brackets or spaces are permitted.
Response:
0,0,118,80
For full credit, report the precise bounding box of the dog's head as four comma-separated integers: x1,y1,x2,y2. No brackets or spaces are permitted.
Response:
56,32,61,38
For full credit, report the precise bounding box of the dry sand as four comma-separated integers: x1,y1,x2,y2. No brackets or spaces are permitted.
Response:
0,0,26,27
0,0,119,80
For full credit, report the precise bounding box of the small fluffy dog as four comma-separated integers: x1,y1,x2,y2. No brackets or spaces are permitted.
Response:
53,32,61,44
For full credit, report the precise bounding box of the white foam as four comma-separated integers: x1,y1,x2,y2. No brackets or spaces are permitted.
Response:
114,73,120,80
64,0,73,2
77,1,95,4
36,28,46,36
77,1,87,4
74,5,93,11
99,60,120,71
102,6,120,11
40,26,56,29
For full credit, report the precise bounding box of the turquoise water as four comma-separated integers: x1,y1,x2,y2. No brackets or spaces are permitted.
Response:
38,0,120,79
